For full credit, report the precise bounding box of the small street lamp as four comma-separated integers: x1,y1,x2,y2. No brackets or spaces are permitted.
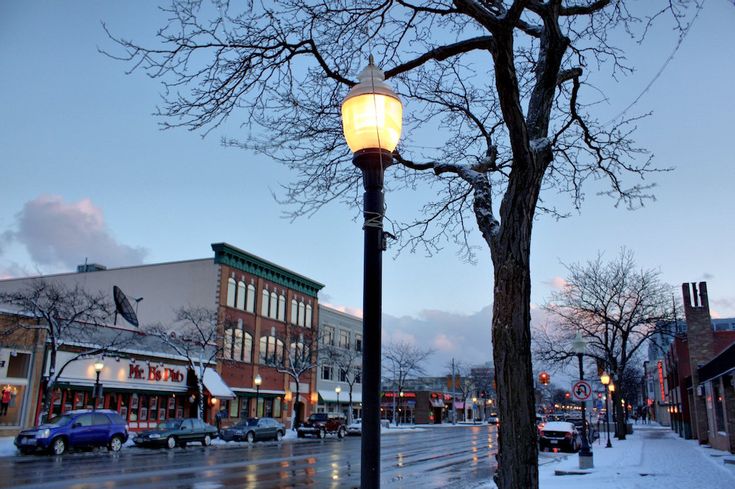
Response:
573,332,593,469
254,374,262,418
472,396,478,424
335,386,342,414
341,55,403,489
600,371,613,448
93,359,104,412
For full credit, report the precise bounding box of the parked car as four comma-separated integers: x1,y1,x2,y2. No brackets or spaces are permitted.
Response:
220,417,285,442
538,421,580,453
14,409,129,455
486,413,499,425
133,418,218,449
297,412,346,439
346,419,362,436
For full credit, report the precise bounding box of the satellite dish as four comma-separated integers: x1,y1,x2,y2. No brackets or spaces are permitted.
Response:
113,286,140,327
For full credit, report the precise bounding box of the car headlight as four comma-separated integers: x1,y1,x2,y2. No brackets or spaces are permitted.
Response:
149,433,161,439
36,429,51,439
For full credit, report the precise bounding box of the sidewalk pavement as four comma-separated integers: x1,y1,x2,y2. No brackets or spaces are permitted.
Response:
533,423,735,489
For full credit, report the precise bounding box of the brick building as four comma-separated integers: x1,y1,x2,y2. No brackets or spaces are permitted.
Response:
0,242,323,431
663,282,735,453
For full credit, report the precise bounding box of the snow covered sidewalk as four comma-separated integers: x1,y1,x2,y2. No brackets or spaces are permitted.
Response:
535,423,735,489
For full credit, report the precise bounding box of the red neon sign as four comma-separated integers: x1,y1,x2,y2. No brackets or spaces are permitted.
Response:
657,361,665,400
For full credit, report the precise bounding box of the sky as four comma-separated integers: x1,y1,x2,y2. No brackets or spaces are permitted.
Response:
1,1,734,377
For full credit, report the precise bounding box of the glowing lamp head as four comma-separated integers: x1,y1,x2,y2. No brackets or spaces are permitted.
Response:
254,374,262,386
335,386,342,394
341,56,403,153
94,360,105,373
600,371,610,386
609,383,616,393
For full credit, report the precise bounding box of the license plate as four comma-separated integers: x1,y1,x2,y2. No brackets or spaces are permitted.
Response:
550,440,558,444
22,438,35,445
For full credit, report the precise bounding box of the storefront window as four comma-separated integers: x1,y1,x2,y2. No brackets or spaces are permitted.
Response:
714,382,725,432
229,398,238,418
0,384,25,426
273,397,281,418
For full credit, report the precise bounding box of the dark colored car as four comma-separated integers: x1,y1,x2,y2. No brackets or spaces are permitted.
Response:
297,412,346,439
133,418,218,449
220,417,285,442
14,409,129,455
539,421,580,453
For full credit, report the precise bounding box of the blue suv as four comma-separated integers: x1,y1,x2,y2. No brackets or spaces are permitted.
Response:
15,409,129,455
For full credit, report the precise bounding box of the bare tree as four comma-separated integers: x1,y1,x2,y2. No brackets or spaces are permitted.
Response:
105,2,697,486
0,280,125,421
325,342,362,425
146,307,225,420
262,326,323,428
534,248,674,438
383,340,433,425
446,361,477,421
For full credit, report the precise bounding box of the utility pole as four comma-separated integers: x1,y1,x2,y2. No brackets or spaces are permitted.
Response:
452,358,457,425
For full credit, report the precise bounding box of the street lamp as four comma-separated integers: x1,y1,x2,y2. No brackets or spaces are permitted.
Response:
573,332,593,468
254,374,262,418
341,55,403,489
600,371,613,448
93,359,104,412
335,386,342,414
472,396,478,424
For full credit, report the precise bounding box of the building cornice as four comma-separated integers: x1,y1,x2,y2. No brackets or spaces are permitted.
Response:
211,243,324,298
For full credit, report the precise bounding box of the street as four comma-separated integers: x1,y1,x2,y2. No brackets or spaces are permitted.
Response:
0,424,496,488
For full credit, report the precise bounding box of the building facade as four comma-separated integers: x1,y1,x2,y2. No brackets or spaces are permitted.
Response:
0,242,324,432
315,306,362,422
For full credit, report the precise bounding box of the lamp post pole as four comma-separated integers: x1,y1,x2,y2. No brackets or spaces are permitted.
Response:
254,374,262,418
93,360,104,412
336,386,341,415
600,372,613,448
341,56,402,489
573,333,593,469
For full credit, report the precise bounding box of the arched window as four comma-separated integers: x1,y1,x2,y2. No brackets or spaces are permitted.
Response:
275,338,285,366
233,329,243,361
269,291,278,319
290,299,298,325
246,284,256,313
278,295,286,321
236,281,246,310
243,332,253,363
226,278,236,308
298,302,305,327
223,327,233,359
305,304,313,328
290,341,307,366
261,289,270,316
259,336,269,364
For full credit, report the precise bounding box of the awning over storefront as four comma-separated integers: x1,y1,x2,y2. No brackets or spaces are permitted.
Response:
318,389,361,403
201,369,235,400
430,398,444,408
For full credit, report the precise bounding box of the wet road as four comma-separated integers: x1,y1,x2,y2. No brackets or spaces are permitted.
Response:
0,424,497,488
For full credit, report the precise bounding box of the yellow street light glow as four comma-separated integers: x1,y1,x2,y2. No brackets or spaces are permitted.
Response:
341,57,402,153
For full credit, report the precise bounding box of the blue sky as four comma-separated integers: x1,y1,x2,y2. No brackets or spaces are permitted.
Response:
1,1,734,374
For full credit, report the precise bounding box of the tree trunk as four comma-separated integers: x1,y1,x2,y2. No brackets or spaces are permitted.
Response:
488,164,543,489
294,382,300,429
197,378,204,421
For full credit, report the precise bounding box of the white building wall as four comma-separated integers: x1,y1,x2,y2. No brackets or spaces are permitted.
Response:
0,259,219,327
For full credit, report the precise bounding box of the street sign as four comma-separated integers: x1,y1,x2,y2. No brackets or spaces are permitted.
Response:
571,380,592,401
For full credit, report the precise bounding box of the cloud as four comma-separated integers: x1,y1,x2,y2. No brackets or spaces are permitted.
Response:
702,272,714,280
0,262,31,280
4,195,147,270
321,302,363,318
383,306,494,375
546,276,568,290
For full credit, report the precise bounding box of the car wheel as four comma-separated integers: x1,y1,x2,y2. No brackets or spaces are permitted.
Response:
109,435,123,452
317,428,326,439
51,437,66,456
166,436,176,450
246,431,255,443
202,435,211,447
275,430,283,441
337,428,345,439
